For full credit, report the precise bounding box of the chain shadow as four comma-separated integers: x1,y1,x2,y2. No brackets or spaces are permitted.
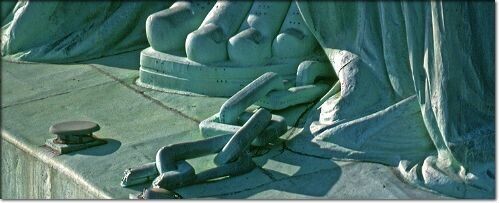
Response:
219,153,341,198
77,50,142,70
171,139,341,198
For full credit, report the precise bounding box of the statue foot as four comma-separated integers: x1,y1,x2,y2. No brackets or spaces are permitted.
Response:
227,1,291,65
148,0,318,65
311,50,396,134
399,155,495,198
146,1,214,53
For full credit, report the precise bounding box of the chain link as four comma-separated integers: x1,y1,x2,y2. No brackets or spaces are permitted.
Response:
219,72,285,124
199,60,334,145
122,132,254,189
122,60,335,193
214,108,271,165
256,60,335,110
199,111,287,147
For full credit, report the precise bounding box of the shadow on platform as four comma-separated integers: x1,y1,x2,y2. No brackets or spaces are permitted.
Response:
68,138,122,156
78,50,142,70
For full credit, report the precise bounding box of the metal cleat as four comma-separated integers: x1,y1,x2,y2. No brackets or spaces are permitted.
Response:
46,120,107,154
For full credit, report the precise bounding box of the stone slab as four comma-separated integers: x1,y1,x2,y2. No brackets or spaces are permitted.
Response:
1,51,457,199
220,158,452,199
143,91,227,122
1,60,112,108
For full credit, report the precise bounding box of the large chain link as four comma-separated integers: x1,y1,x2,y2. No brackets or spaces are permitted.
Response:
121,110,272,190
255,60,335,110
199,60,334,143
121,60,335,196
121,132,256,190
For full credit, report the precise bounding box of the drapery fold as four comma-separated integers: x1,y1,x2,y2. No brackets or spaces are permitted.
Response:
295,0,494,198
0,0,494,198
1,1,172,63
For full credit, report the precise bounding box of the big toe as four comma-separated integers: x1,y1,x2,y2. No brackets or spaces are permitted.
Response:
228,28,270,65
186,24,227,63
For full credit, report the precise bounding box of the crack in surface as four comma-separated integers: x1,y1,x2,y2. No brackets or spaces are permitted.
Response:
88,64,201,124
212,161,361,199
197,167,340,198
257,167,277,181
2,91,71,109
1,80,115,109
251,146,286,181
293,103,315,127
282,141,332,160
144,86,216,98
3,61,205,124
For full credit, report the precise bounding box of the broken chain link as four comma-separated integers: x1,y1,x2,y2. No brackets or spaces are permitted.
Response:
200,60,335,142
121,110,269,190
255,60,335,110
121,60,335,194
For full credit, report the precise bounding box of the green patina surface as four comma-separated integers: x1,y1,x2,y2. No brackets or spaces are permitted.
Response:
1,51,452,199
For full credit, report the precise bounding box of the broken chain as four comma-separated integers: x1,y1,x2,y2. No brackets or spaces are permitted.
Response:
122,60,335,192
200,60,334,142
121,110,269,189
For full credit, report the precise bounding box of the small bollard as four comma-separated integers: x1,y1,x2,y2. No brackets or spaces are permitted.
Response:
49,121,100,144
45,120,106,154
